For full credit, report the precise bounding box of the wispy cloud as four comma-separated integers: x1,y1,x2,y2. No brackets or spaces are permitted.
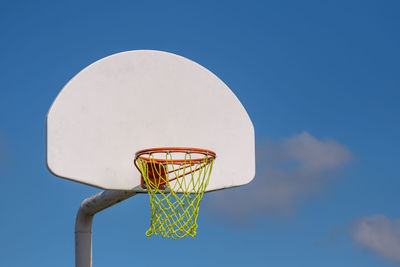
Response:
350,215,400,262
203,131,352,222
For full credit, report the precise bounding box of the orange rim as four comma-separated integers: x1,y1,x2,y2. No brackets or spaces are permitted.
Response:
134,147,216,164
134,147,216,187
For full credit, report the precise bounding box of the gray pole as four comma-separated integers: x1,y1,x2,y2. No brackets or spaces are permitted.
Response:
75,190,137,267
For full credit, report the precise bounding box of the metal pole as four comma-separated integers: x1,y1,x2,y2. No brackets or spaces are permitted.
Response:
75,190,137,267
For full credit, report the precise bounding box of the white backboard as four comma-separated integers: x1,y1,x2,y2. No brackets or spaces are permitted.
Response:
47,50,255,192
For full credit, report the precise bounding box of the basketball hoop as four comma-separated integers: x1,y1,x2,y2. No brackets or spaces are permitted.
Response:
134,147,216,239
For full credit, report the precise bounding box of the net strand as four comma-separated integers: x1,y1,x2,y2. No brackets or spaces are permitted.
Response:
136,151,214,239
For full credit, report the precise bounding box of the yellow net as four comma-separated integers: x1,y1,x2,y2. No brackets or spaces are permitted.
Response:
135,150,215,239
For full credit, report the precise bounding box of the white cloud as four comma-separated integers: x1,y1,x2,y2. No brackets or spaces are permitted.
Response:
203,132,352,222
350,215,400,262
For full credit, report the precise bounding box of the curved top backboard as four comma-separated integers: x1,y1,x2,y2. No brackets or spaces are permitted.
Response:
46,50,255,192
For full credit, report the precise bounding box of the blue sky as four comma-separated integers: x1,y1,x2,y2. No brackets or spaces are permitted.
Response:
1,0,400,266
